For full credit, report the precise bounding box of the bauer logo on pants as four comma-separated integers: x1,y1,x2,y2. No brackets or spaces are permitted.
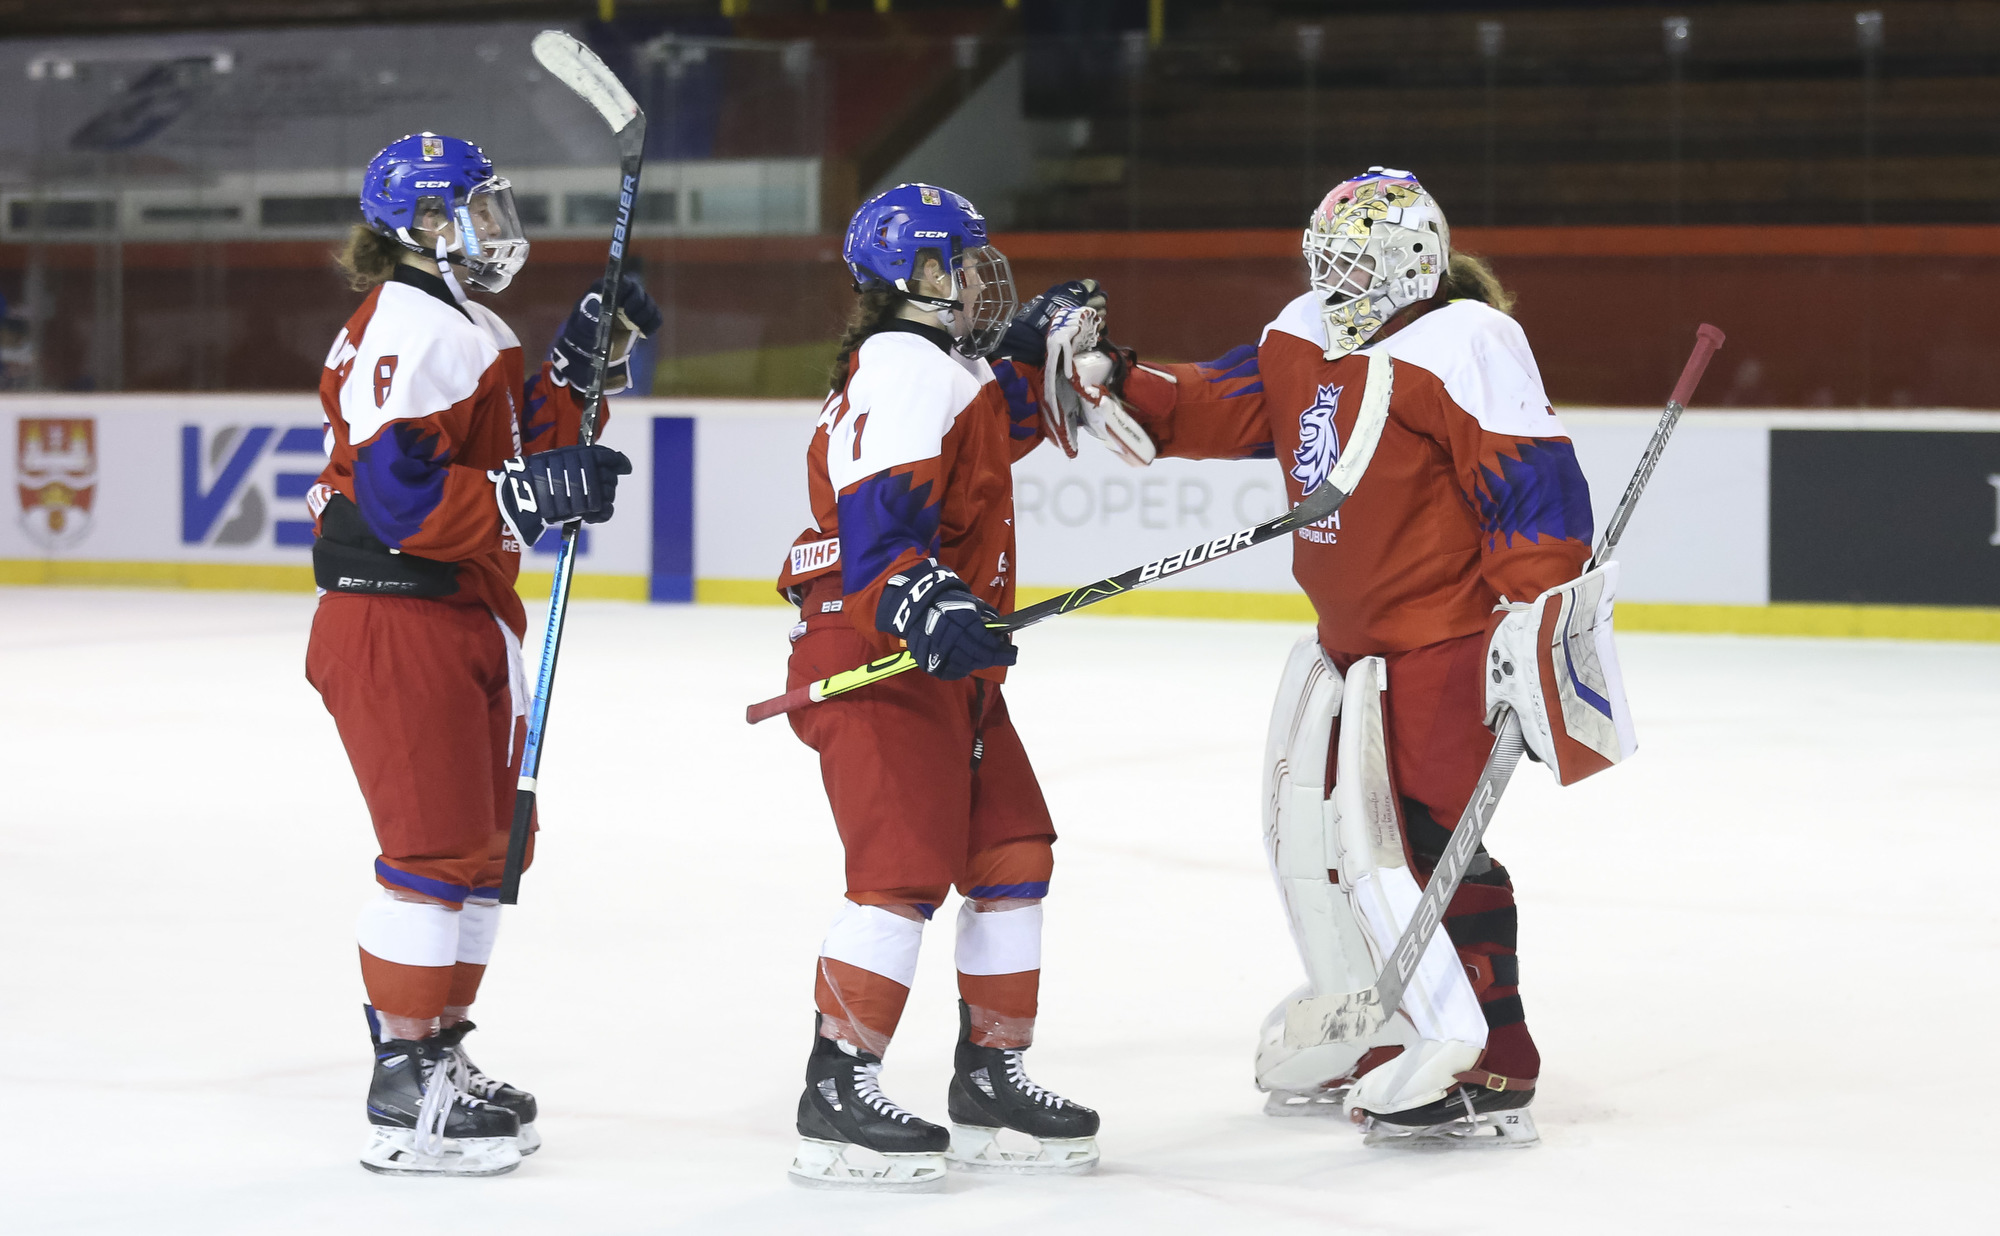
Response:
16,417,96,550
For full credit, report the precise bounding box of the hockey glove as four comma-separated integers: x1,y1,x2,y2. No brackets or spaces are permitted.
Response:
875,559,1018,682
550,276,664,395
994,278,1105,369
1042,307,1157,466
491,443,634,548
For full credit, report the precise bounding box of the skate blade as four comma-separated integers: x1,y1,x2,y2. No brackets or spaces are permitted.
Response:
787,1137,947,1192
516,1122,542,1156
1360,1107,1539,1151
359,1127,523,1176
947,1124,1099,1174
1263,1088,1349,1118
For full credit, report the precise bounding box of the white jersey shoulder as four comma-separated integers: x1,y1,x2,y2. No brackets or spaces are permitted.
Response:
338,281,499,446
1260,290,1329,350
826,330,987,492
463,300,521,353
1372,300,1565,439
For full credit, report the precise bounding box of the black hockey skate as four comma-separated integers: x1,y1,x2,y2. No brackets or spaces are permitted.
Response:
438,1021,541,1155
789,1016,949,1192
945,1000,1100,1173
1356,1081,1538,1150
361,1036,523,1176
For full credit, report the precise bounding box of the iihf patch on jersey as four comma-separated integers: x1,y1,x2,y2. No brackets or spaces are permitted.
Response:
1290,384,1343,496
790,536,840,577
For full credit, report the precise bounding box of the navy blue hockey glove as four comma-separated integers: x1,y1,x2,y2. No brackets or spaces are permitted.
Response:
875,559,1018,681
993,278,1106,369
550,276,664,394
491,443,633,547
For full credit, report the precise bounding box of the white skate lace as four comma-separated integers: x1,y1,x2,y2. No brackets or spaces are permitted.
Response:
448,1048,499,1099
852,1061,920,1124
1003,1050,1066,1109
413,1054,466,1158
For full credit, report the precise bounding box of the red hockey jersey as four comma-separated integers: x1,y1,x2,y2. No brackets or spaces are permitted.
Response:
1122,295,1593,656
775,320,1049,681
314,266,591,637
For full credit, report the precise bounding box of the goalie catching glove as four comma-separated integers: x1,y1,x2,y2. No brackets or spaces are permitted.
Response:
876,559,1018,681
491,443,632,549
1041,305,1158,467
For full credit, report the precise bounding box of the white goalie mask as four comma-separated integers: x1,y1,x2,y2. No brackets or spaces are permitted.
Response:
1303,168,1449,360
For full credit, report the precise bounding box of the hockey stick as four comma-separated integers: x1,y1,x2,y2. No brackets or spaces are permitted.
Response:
744,350,1396,725
500,31,647,906
1284,323,1726,1049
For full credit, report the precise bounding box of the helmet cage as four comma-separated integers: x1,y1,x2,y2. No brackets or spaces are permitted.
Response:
1303,169,1448,356
397,176,528,293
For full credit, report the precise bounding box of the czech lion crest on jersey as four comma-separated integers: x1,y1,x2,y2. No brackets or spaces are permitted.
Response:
16,417,97,549
1290,384,1343,495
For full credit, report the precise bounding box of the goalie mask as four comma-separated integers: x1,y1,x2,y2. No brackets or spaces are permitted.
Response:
1304,167,1448,360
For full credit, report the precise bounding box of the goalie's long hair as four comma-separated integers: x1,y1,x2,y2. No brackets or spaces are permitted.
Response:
1438,251,1516,315
828,281,906,395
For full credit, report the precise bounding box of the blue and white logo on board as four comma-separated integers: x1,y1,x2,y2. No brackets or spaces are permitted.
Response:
180,424,323,548
1290,383,1343,496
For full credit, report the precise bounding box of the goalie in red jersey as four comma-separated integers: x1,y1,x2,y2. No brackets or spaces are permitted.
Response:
1045,167,1636,1148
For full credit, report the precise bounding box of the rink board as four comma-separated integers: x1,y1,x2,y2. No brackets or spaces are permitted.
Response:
4,394,1997,638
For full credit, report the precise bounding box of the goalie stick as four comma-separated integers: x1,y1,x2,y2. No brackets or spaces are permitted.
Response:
1283,323,1727,1050
500,30,646,905
744,349,1396,725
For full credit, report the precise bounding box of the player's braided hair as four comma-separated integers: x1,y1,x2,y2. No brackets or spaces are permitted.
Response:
1439,252,1516,316
828,281,905,395
335,225,406,292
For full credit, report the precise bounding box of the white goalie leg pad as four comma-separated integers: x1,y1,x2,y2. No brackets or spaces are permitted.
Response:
1333,657,1486,1117
1486,560,1638,785
1257,638,1416,1097
356,890,459,968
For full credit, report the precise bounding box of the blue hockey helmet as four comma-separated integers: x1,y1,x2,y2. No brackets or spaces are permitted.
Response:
360,132,529,293
843,183,1017,356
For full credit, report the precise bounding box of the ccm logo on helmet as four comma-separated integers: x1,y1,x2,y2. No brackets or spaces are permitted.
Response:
913,230,950,238
413,180,451,188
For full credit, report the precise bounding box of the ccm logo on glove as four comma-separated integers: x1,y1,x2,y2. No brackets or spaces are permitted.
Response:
491,443,633,549
875,559,1018,681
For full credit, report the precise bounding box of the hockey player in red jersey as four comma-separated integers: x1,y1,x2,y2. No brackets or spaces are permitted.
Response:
1048,168,1628,1148
777,184,1101,1190
305,132,656,1176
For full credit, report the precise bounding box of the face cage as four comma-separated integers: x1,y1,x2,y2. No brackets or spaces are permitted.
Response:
401,178,530,293
953,245,1017,357
1303,222,1441,353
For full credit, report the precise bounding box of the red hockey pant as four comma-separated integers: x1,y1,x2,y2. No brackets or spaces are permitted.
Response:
306,593,533,909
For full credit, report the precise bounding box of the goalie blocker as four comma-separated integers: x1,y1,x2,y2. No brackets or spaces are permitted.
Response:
1486,562,1637,784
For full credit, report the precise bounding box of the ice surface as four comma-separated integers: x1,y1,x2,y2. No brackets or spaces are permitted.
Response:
3,587,1995,1233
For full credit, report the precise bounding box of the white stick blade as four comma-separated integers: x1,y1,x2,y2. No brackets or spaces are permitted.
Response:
532,30,640,133
1283,988,1389,1049
1327,350,1392,494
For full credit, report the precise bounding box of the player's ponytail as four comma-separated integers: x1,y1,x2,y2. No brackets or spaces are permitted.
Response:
1439,252,1516,316
335,225,404,292
828,282,904,395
